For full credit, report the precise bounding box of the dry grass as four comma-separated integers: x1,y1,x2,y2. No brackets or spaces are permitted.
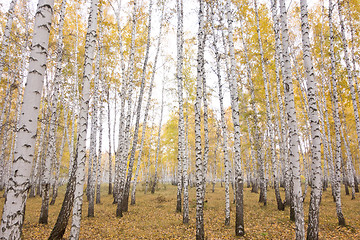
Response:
0,184,359,239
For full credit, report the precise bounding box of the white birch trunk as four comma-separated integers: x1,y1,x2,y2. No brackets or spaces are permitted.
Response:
0,1,54,238
69,0,98,238
270,0,290,201
0,93,13,190
182,113,190,223
298,1,323,239
39,0,67,224
50,109,68,205
0,0,18,82
202,49,209,199
340,121,355,199
346,1,360,116
279,0,305,238
238,16,262,202
226,0,244,236
96,103,103,204
210,3,231,224
131,2,164,205
328,0,346,226
151,82,164,194
87,84,99,217
195,1,205,238
254,0,269,206
337,0,360,154
122,0,153,213
116,0,137,217
107,87,113,194
319,3,336,195
176,0,184,214
68,0,80,180
110,0,127,201
144,123,154,195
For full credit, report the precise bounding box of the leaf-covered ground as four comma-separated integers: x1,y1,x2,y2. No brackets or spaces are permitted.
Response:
0,184,359,239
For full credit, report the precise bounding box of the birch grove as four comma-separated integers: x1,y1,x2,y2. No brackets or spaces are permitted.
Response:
0,0,359,239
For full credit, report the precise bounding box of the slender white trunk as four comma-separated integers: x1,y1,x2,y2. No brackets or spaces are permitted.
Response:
195,1,205,239
271,0,289,201
107,87,113,194
0,1,54,238
0,92,12,190
151,81,165,194
279,0,305,238
116,0,137,217
110,0,127,201
39,0,67,224
337,0,360,153
96,102,103,204
144,123,154,195
176,0,184,214
69,0,98,238
254,0,269,205
238,16,262,202
131,2,164,205
0,0,18,82
346,1,360,114
346,0,360,193
96,6,104,206
226,0,244,236
122,0,153,213
68,1,80,180
210,3,231,224
340,121,355,199
328,0,346,226
202,48,209,199
94,87,104,204
88,92,99,217
50,108,68,205
182,113,190,223
298,1,323,239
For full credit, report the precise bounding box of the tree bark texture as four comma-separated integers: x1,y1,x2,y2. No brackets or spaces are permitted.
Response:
226,0,244,236
69,0,98,238
0,1,54,238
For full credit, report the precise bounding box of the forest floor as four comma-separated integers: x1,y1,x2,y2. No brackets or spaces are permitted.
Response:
0,184,359,239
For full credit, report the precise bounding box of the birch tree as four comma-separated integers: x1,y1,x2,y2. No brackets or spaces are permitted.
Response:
298,0,323,239
116,0,137,217
69,0,99,237
210,1,231,224
39,0,67,224
121,0,153,213
253,0,268,206
87,63,100,218
176,0,184,214
0,0,18,83
0,0,55,238
270,0,290,205
328,0,346,226
151,81,165,194
107,86,113,195
132,1,165,204
50,109,68,205
238,16,261,197
195,0,205,238
182,112,190,223
226,0,244,236
336,0,360,155
279,0,305,238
